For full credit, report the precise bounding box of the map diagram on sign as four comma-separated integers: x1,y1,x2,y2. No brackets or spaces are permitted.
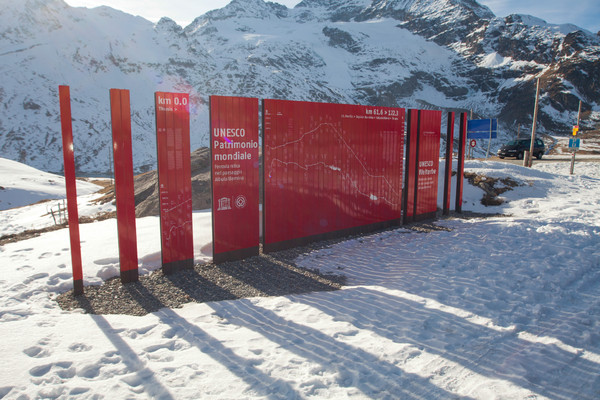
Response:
264,103,404,205
266,119,402,206
263,100,405,243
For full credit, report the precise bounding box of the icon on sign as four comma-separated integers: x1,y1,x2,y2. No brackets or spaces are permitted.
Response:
217,197,232,211
235,195,247,209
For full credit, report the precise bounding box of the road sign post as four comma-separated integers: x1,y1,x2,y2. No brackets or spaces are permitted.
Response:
466,119,497,159
569,138,581,175
528,78,541,167
570,101,582,175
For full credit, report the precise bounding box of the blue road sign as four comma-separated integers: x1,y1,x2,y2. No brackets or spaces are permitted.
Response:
569,138,580,149
467,119,498,139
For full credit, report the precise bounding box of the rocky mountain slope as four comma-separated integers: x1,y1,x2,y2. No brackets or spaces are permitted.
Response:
0,0,598,174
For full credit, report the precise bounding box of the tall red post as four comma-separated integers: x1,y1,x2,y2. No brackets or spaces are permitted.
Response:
443,112,455,215
58,85,84,295
403,109,419,224
456,112,468,213
109,89,139,283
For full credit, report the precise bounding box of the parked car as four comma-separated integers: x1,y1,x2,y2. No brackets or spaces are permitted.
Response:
497,138,545,160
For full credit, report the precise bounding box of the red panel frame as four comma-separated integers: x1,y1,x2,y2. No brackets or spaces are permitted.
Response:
403,109,419,224
109,89,139,283
443,112,455,215
58,86,83,295
456,112,468,212
210,96,260,263
155,92,193,274
263,100,404,252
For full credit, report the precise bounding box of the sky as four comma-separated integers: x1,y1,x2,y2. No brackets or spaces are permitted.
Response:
64,0,600,33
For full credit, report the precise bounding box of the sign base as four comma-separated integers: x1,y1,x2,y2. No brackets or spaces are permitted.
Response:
120,269,139,284
213,246,259,264
263,219,401,254
163,259,194,275
73,279,84,296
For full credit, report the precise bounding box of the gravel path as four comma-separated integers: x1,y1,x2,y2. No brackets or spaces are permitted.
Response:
56,242,346,316
55,213,496,316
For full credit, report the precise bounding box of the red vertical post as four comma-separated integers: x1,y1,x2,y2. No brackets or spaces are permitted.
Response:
58,86,84,296
403,109,418,224
443,112,455,216
109,89,139,283
456,112,468,213
413,110,422,219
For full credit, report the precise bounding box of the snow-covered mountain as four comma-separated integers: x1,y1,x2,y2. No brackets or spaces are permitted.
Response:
0,0,598,174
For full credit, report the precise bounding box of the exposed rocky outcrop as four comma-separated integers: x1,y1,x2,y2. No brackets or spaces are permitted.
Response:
96,147,212,217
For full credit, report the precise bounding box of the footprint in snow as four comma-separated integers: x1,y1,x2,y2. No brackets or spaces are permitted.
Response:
23,273,49,284
23,346,51,359
68,342,92,353
29,361,75,380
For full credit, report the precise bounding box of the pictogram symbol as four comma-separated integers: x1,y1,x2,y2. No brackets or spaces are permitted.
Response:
218,197,232,211
235,195,247,209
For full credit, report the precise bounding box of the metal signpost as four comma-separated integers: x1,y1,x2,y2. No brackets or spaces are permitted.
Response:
570,101,582,175
569,134,580,175
466,118,497,158
528,78,541,167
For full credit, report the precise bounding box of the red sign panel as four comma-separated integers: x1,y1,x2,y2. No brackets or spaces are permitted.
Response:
210,96,260,263
58,86,83,295
415,110,442,219
109,89,139,283
155,92,193,273
263,99,405,252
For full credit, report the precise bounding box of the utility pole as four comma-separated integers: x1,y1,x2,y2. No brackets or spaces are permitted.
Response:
528,77,541,167
469,109,473,159
485,118,492,159
570,100,582,175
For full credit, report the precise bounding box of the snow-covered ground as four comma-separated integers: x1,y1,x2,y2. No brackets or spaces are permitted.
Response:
1,157,599,399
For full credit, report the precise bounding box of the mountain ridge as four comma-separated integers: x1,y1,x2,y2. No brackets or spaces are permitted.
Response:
0,0,598,174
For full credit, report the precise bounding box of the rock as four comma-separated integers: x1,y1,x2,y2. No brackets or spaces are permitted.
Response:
98,147,212,217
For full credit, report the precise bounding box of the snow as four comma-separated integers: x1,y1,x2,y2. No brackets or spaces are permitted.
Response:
1,157,600,398
0,158,100,211
478,52,512,69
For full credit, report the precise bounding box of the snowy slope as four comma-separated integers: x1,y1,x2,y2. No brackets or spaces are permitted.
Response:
0,157,599,398
0,157,100,211
0,0,598,174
